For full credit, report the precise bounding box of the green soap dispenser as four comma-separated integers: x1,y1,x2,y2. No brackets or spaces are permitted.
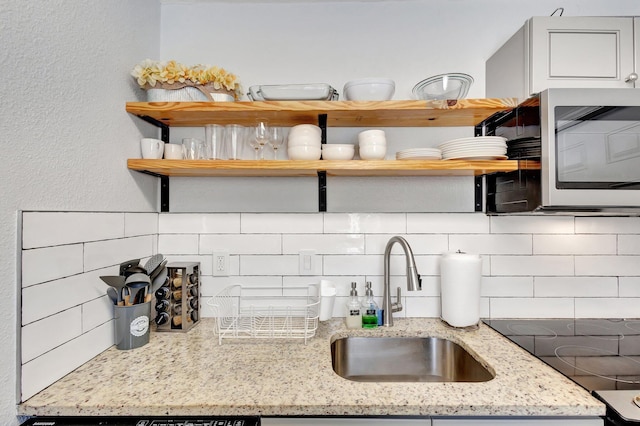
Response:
361,281,379,328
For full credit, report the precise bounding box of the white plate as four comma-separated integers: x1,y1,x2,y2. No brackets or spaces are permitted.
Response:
440,136,507,145
443,154,508,160
441,148,507,155
397,155,442,160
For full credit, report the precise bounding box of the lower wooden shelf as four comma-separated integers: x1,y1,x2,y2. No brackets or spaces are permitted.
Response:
127,159,539,177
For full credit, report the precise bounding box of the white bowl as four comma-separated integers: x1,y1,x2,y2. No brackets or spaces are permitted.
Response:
359,139,387,147
288,135,322,147
289,124,322,139
359,144,387,160
344,78,395,101
358,129,387,145
322,144,355,160
288,145,322,160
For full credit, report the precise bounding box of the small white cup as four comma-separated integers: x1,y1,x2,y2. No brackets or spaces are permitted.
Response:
140,138,164,159
164,143,184,159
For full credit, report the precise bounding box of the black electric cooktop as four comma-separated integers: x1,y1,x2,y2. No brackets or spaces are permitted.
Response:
485,318,640,424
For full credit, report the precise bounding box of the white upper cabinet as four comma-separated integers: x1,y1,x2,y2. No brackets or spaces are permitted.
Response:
486,16,638,99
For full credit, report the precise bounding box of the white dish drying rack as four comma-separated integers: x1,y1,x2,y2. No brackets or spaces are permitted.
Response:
207,284,320,345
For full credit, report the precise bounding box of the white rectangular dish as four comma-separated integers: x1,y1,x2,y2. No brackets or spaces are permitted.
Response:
248,83,339,101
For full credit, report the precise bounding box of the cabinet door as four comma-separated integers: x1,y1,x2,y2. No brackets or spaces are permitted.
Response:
432,417,603,426
529,17,635,94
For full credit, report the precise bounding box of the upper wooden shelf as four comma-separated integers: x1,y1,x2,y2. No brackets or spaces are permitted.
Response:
127,159,540,177
125,99,519,127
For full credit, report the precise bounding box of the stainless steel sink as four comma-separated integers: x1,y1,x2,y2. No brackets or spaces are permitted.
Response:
331,337,494,383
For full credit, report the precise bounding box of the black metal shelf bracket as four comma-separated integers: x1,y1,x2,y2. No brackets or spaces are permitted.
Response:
139,115,170,142
318,114,328,211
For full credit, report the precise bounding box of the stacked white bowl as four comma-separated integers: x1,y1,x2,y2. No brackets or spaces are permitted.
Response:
358,129,387,160
322,143,355,160
287,124,322,160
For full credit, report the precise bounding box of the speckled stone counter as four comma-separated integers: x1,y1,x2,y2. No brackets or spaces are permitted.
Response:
18,318,605,418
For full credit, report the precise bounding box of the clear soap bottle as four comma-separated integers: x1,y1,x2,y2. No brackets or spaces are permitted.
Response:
345,282,361,329
361,281,379,328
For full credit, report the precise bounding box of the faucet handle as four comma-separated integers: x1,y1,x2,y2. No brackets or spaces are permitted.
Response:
392,287,403,313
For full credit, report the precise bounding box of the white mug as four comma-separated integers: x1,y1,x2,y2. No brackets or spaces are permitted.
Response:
140,138,164,159
164,143,184,159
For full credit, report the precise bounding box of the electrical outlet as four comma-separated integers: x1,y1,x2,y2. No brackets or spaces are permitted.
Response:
212,250,229,276
299,249,317,276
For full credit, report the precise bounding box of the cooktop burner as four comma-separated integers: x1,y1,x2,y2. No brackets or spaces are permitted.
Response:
485,319,640,391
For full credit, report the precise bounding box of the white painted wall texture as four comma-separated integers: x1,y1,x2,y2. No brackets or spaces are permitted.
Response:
2,1,161,423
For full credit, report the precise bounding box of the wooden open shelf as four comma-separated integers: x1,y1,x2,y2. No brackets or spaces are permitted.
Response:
125,98,519,128
127,159,540,178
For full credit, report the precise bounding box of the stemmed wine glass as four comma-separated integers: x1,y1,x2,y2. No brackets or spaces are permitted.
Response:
253,121,270,160
268,127,285,159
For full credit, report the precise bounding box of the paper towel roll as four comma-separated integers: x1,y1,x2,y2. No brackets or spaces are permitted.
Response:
440,251,482,328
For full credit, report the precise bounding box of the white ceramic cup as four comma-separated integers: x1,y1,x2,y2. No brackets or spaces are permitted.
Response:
164,143,184,159
140,138,164,159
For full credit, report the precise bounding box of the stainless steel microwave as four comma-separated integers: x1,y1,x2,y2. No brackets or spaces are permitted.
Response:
480,88,640,214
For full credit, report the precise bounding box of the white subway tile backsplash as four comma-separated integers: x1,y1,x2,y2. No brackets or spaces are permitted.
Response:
201,234,282,254
620,277,640,297
124,213,158,237
490,215,574,234
576,216,640,234
491,256,574,276
21,307,83,363
481,277,534,297
159,213,240,234
575,255,640,276
240,255,301,275
534,277,618,297
283,234,364,255
405,297,441,317
324,213,406,234
408,213,489,234
242,213,323,234
490,298,575,318
22,244,84,287
449,234,532,255
19,209,640,400
22,212,125,249
365,234,448,255
158,234,199,255
575,298,640,318
82,296,115,332
619,235,640,255
84,235,154,272
533,235,617,255
22,269,108,325
21,321,113,401
323,255,382,276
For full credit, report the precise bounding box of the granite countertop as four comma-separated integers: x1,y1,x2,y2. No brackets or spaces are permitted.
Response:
18,318,605,418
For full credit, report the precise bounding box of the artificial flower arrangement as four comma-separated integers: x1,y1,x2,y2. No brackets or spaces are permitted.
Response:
131,59,242,101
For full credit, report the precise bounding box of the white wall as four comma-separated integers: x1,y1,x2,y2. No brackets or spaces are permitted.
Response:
159,0,640,212
1,1,161,423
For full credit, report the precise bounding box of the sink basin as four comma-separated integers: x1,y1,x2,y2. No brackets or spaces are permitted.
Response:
331,336,494,383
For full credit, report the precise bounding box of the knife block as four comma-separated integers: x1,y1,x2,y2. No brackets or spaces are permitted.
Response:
155,262,200,332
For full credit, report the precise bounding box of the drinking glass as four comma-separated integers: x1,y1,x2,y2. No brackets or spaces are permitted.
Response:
182,138,204,160
221,124,245,160
253,121,270,160
204,124,225,159
268,127,285,159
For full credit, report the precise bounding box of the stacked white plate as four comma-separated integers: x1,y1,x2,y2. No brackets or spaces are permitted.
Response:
438,136,508,160
396,147,442,160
